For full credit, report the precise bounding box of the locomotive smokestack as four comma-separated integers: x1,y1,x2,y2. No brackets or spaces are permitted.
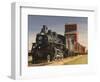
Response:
41,25,48,33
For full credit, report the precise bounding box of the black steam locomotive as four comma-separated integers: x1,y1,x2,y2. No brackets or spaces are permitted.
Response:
31,25,68,64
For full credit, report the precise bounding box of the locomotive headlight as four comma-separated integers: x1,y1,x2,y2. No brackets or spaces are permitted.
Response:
39,46,40,49
32,46,35,48
38,36,42,40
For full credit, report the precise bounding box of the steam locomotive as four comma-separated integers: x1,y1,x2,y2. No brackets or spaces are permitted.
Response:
31,25,68,64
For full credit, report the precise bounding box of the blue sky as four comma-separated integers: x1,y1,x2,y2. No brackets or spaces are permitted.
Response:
28,15,88,50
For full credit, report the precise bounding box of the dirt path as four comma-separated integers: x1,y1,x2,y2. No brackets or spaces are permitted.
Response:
64,55,88,65
28,55,87,66
49,55,87,65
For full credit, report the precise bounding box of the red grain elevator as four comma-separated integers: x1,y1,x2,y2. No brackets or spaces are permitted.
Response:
65,24,78,51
